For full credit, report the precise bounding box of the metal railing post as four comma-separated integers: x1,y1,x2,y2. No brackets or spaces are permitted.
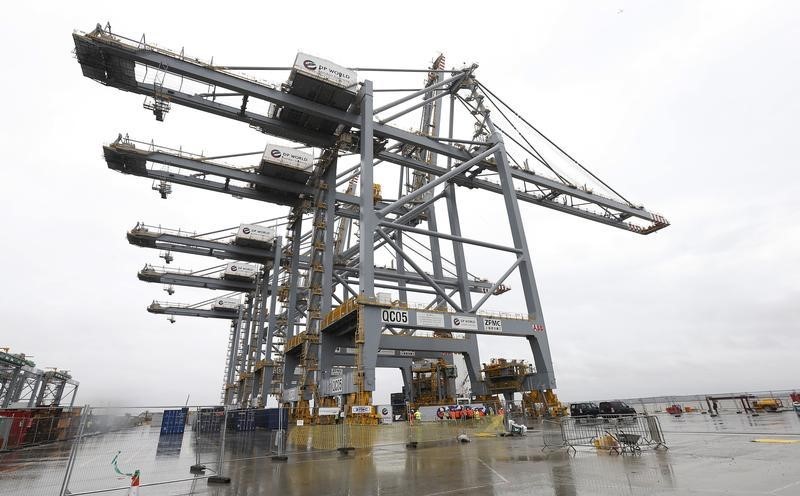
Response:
59,404,89,496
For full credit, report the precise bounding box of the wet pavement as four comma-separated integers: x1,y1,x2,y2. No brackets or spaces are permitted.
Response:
2,411,799,495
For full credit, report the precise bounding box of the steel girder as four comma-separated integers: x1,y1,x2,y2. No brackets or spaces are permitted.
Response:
75,29,667,233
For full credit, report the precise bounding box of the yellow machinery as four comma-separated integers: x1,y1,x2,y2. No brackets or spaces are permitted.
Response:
410,359,457,408
482,358,530,392
753,398,783,412
481,358,566,417
523,390,567,417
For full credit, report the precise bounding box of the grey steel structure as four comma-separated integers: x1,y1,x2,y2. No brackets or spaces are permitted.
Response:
72,25,668,412
0,350,79,408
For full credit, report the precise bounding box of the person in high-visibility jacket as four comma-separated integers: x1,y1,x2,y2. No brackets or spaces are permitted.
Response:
414,409,422,423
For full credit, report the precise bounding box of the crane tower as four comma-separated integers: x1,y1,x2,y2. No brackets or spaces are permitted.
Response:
72,24,668,418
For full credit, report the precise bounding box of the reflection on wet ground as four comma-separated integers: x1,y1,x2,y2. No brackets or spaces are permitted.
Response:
1,411,798,495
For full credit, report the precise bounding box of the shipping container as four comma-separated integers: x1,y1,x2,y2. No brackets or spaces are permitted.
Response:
235,224,276,248
194,407,225,433
160,408,188,435
223,262,258,281
0,410,32,448
228,409,256,431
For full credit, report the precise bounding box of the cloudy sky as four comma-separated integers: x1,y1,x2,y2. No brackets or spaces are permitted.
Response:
1,1,798,406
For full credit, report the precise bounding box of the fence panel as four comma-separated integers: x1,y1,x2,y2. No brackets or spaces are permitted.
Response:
0,407,86,496
62,406,219,495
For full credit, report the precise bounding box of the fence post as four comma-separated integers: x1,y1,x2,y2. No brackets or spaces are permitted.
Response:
208,406,231,484
190,406,206,475
59,404,89,496
272,406,287,461
405,404,418,448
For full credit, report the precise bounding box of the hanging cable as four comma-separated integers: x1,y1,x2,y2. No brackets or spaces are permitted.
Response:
477,82,633,206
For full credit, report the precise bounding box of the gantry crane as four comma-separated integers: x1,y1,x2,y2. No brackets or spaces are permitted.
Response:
73,24,668,419
0,349,79,408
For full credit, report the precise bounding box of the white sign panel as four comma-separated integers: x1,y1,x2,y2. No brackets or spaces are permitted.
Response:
330,376,344,394
380,308,410,325
482,317,503,332
318,407,340,416
293,52,357,90
377,405,393,424
417,311,445,328
351,405,372,414
261,144,314,171
451,315,478,330
377,349,396,356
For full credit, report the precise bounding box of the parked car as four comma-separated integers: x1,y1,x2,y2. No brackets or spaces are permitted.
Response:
598,401,636,416
569,402,600,418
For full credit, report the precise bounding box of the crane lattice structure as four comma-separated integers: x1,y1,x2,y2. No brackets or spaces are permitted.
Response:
0,349,79,408
73,24,668,417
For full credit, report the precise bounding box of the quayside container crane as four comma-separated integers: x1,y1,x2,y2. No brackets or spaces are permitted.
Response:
73,24,668,420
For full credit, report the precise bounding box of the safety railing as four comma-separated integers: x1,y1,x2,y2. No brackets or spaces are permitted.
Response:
80,25,280,88
130,222,198,238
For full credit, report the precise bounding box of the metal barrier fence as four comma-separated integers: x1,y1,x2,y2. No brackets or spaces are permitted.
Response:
542,414,668,454
0,403,517,495
60,406,224,495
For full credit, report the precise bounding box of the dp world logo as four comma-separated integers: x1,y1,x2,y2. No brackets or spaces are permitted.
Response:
453,318,461,326
381,407,389,415
230,265,237,271
270,149,282,159
242,227,251,234
303,59,317,70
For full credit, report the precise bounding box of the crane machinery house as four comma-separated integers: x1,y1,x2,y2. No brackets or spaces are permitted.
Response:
268,52,358,136
291,53,357,93
223,263,258,281
212,298,240,312
235,224,276,248
259,144,314,183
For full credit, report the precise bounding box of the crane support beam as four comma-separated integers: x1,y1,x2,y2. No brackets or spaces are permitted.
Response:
104,142,311,206
147,302,242,319
75,30,667,234
138,268,257,292
127,228,272,264
377,150,668,234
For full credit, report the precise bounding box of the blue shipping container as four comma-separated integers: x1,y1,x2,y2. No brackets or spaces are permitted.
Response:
160,408,188,435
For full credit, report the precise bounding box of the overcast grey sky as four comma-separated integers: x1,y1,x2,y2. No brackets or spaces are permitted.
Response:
1,1,798,406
